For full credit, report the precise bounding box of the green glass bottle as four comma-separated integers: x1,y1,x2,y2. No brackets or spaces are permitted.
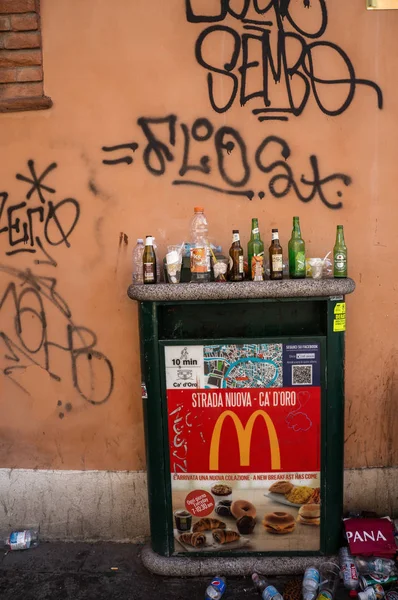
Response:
288,216,306,279
247,218,264,281
333,225,347,278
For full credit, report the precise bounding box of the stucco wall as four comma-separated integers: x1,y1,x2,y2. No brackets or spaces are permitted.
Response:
0,0,396,492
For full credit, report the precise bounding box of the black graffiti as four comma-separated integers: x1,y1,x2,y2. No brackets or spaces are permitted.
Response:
103,114,351,208
0,265,114,405
102,142,139,165
1,161,80,264
186,0,383,120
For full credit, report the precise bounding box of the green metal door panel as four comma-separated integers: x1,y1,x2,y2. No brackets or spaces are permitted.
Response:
139,297,346,557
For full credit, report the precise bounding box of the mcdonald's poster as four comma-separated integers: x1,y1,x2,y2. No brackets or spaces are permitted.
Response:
165,342,322,553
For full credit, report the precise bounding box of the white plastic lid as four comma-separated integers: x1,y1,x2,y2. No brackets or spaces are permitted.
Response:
137,238,144,243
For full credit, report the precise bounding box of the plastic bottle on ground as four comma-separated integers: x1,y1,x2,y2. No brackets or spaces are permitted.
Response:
5,529,39,550
340,547,359,590
251,573,283,600
205,576,226,600
355,558,396,577
302,567,321,600
190,207,211,282
132,238,145,284
358,584,385,600
252,573,268,595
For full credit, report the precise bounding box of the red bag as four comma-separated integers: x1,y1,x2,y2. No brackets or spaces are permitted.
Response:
344,517,397,557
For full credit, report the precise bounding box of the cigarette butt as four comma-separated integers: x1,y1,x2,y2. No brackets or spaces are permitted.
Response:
111,567,119,571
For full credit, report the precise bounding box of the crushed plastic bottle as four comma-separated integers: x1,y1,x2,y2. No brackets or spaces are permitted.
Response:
5,529,39,550
358,584,385,600
355,558,397,577
205,576,226,600
340,547,359,590
132,238,145,284
252,573,283,600
302,567,320,600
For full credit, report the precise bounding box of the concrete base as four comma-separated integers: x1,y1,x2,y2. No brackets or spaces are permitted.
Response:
141,544,337,577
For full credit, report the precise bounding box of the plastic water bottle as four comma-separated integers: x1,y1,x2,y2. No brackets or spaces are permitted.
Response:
303,567,321,600
132,238,145,284
340,547,359,590
205,576,226,600
252,574,283,600
5,529,39,550
190,206,211,282
355,558,396,577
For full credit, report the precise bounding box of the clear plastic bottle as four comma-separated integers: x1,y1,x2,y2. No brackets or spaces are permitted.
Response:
132,238,145,284
252,573,267,595
190,207,211,282
303,567,320,600
205,576,226,600
251,573,283,600
5,529,39,550
340,547,359,590
355,558,396,577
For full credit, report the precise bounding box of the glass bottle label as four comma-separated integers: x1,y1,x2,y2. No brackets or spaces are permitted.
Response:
252,227,259,234
272,232,279,241
232,233,240,243
272,255,283,272
334,252,346,271
144,263,155,281
239,256,244,274
295,252,306,273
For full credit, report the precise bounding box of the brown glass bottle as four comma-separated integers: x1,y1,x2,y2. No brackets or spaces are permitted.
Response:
269,228,283,280
143,235,157,284
228,230,244,282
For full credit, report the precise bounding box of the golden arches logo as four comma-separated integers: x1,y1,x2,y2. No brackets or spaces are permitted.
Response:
209,410,281,471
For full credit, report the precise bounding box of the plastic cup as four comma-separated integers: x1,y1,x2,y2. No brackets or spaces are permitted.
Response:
307,258,324,280
212,258,228,282
166,249,182,284
319,561,340,596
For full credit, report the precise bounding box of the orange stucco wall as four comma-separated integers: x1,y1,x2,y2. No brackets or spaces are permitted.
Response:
0,0,397,472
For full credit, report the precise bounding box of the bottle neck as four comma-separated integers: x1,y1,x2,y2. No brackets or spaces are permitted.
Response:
291,220,301,239
251,219,260,240
335,227,345,245
271,230,279,243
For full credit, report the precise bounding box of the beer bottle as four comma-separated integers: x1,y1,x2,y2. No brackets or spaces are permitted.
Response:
288,216,306,279
248,218,264,281
229,230,244,282
269,228,283,280
333,225,347,278
143,235,157,284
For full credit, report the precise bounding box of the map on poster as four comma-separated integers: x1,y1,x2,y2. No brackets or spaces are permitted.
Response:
164,342,322,554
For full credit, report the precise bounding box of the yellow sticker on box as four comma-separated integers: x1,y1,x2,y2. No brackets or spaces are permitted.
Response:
334,302,346,315
333,313,346,332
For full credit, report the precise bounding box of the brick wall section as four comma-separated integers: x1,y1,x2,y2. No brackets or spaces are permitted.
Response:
0,0,51,112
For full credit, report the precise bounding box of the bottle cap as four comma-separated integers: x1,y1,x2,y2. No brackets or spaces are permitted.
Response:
194,206,204,212
272,228,278,232
233,229,239,233
137,238,143,243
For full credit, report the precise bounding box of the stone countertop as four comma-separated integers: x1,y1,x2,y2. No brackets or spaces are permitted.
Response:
127,278,355,302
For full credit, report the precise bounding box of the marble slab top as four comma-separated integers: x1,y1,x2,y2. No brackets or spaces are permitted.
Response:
127,278,355,302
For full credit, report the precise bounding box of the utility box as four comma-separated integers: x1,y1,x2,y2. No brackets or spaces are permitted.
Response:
128,279,355,557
